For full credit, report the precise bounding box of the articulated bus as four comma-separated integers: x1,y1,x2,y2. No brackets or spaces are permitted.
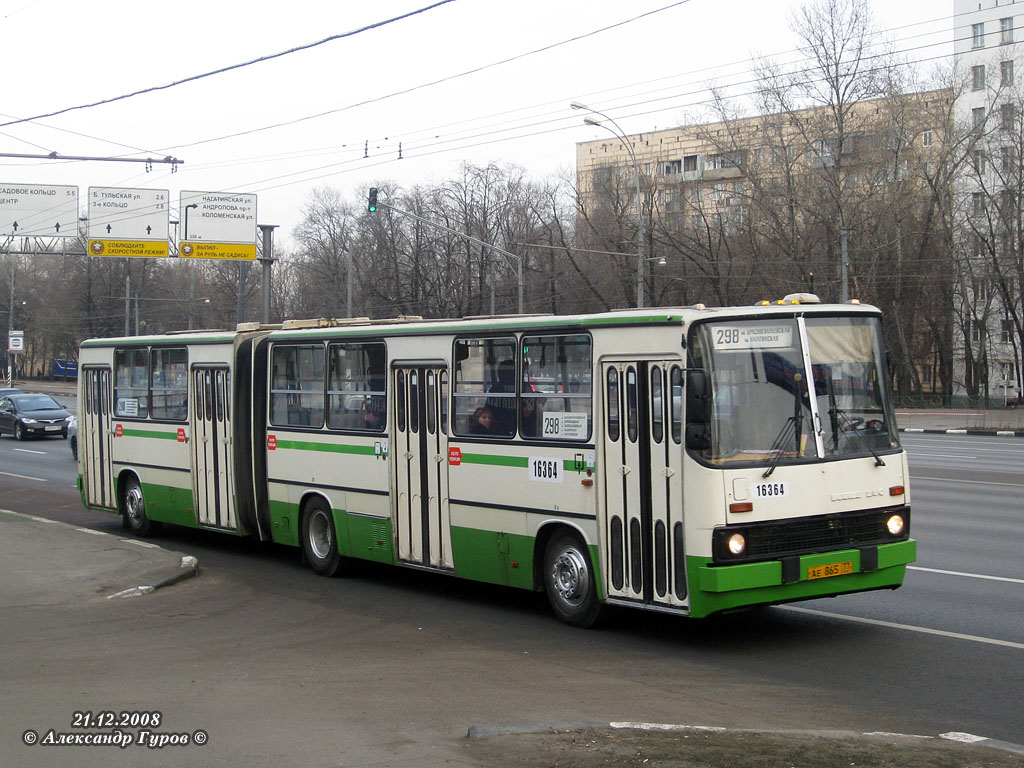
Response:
76,296,915,625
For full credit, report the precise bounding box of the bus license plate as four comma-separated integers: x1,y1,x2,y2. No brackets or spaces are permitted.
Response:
807,561,853,580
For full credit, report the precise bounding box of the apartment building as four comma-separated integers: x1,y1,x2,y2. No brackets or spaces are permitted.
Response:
954,0,1023,403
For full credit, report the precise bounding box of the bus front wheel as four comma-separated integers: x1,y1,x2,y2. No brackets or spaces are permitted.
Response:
543,531,602,628
301,499,344,577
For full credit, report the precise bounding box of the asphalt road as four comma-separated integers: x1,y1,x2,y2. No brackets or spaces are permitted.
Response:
0,430,1021,767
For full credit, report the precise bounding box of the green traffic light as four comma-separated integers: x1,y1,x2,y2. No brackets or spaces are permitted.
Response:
368,187,378,213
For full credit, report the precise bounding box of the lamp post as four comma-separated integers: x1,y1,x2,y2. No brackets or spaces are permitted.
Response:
572,101,650,308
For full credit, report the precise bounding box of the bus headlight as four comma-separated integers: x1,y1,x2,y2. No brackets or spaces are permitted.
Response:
727,533,746,555
886,514,905,536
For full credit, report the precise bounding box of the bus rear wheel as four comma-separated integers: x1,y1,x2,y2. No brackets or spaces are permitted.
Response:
543,531,602,628
121,476,160,537
301,499,344,577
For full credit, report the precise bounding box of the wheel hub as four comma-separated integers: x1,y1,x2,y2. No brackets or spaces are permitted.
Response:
552,547,589,606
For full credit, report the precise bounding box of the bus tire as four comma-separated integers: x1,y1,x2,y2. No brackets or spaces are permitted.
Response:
543,531,602,628
121,476,161,537
301,499,344,577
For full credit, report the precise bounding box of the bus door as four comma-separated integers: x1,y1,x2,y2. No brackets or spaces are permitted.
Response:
190,367,237,530
82,367,115,510
601,361,688,609
392,366,452,570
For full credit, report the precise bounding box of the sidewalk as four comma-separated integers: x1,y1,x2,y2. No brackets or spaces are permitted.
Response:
896,408,1024,436
0,510,197,606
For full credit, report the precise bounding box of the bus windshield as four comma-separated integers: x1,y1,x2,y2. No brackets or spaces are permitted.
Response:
691,315,899,466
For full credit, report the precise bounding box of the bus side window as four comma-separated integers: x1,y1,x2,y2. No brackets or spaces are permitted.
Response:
606,367,620,442
626,366,638,443
651,366,664,444
670,366,683,444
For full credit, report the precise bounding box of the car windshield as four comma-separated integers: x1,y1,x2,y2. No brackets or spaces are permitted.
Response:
16,395,61,411
690,315,899,466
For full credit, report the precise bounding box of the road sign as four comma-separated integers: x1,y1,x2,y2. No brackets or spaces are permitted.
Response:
179,190,257,260
0,184,79,237
87,187,170,258
8,330,23,353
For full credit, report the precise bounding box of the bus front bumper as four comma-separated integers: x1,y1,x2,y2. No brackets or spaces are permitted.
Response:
688,539,916,617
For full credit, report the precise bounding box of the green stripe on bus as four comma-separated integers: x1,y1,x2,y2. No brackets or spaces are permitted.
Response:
459,453,528,467
273,439,377,456
119,428,180,440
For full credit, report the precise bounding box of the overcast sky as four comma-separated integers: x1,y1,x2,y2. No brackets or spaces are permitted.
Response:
1,0,953,250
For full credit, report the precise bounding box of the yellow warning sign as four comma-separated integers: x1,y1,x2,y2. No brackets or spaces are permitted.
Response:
179,241,257,260
89,240,169,258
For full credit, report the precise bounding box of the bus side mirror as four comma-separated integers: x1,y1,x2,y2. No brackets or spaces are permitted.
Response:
686,370,710,424
685,370,712,451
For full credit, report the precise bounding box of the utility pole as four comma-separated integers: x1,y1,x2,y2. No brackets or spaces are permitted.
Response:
258,224,277,325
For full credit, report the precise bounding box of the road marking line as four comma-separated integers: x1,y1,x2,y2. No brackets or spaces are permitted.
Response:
13,448,47,455
908,453,977,458
909,475,1024,488
75,528,108,536
121,539,160,549
29,516,59,524
780,606,1024,650
908,566,1024,585
0,470,47,482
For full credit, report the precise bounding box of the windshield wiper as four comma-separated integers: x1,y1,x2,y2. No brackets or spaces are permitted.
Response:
763,374,806,479
829,405,886,467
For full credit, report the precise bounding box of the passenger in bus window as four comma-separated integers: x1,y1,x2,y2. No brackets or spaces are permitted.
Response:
520,397,540,438
469,406,496,435
363,408,384,431
487,359,516,434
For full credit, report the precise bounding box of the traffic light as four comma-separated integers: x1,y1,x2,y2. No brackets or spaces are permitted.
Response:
368,187,378,213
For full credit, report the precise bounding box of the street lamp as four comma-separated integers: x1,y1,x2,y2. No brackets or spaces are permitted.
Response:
572,101,652,308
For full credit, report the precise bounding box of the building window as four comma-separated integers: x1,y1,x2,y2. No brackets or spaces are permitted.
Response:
664,159,682,175
1002,318,1014,344
921,129,933,147
1002,102,1016,131
683,155,698,172
1002,59,1015,87
971,321,982,343
974,150,987,174
973,64,986,90
1001,17,1014,45
1002,145,1016,172
973,21,985,48
972,191,985,215
973,107,986,130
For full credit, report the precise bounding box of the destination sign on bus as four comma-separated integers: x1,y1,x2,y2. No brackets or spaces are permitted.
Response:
712,323,793,351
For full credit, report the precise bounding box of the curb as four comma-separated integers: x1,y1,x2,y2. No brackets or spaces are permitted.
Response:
107,555,199,599
465,721,1024,757
899,427,1024,437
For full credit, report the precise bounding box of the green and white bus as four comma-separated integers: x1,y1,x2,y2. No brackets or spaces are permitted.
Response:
76,296,915,625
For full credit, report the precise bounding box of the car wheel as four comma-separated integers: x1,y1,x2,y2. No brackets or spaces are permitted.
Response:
301,498,345,576
121,476,161,537
14,423,25,441
543,530,603,628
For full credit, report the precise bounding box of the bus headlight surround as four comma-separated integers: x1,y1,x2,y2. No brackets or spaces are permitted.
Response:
727,532,746,555
886,514,905,536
